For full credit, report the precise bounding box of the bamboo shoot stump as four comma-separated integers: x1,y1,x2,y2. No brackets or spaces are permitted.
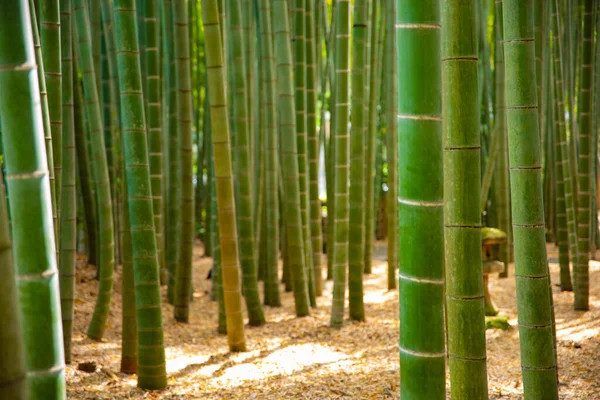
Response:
482,228,507,316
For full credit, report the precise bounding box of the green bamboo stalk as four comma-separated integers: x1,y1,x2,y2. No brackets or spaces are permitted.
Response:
294,0,317,307
273,0,312,315
203,93,213,257
165,0,181,304
74,70,99,268
494,0,512,278
202,0,247,352
363,0,380,275
209,155,227,333
534,0,545,134
442,1,488,397
227,0,267,321
74,0,116,341
348,0,370,322
396,0,445,397
306,0,324,297
112,0,168,389
384,0,397,291
172,0,195,322
0,2,66,397
100,0,120,118
552,0,579,288
502,0,559,396
262,0,281,308
144,0,167,285
592,7,600,257
99,3,122,269
329,0,350,329
100,29,121,269
59,0,77,365
560,1,579,215
40,0,63,238
30,0,60,270
550,41,573,291
573,0,594,311
91,0,102,95
0,167,27,400
119,150,137,374
263,118,280,308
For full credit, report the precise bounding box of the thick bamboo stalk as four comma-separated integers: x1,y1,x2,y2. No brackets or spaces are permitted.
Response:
396,0,446,397
113,0,169,389
502,0,559,396
0,2,66,397
442,1,488,397
112,0,168,389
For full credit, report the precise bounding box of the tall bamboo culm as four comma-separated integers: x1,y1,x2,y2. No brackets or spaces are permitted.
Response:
494,0,512,278
348,0,369,321
573,0,594,311
74,0,116,342
305,0,324,297
396,0,446,398
329,0,351,329
112,0,168,389
442,0,488,398
227,0,267,321
384,0,398,290
273,0,311,316
363,0,380,276
502,0,559,397
59,0,77,365
202,0,247,352
0,168,27,400
144,0,167,284
0,2,66,397
165,0,181,305
41,0,62,240
260,0,282,308
550,9,573,291
294,0,317,306
173,0,195,323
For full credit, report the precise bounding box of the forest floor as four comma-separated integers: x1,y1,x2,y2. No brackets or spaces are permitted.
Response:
67,241,600,399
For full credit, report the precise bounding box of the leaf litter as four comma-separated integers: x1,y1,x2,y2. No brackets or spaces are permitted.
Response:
67,241,600,399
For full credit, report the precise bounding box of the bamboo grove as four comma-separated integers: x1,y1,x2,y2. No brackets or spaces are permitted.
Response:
0,0,597,398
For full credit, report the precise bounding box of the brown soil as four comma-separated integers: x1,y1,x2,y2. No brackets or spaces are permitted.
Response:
66,242,600,399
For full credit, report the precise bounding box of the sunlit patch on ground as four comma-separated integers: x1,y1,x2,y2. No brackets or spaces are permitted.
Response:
66,241,599,399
